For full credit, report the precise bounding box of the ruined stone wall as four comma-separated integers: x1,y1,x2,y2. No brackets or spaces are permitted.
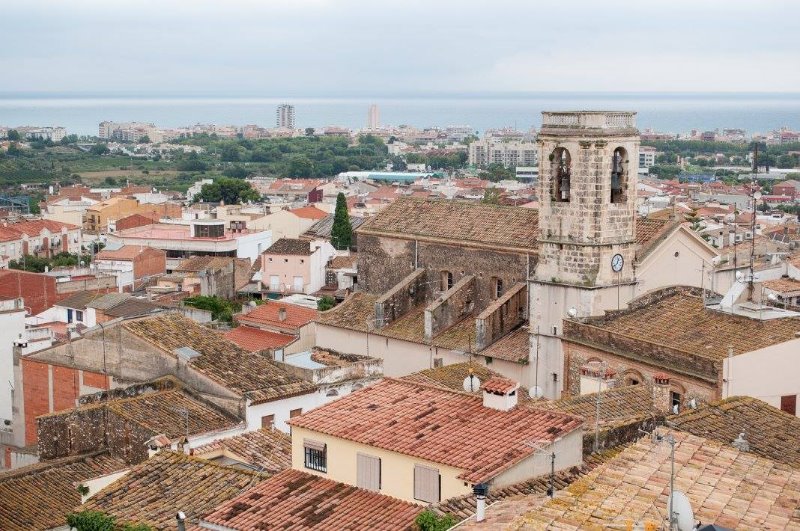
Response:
374,269,429,328
424,275,476,340
582,415,662,456
562,340,718,406
475,283,527,350
358,233,532,312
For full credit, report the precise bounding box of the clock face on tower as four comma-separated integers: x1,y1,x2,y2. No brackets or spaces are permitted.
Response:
611,253,624,272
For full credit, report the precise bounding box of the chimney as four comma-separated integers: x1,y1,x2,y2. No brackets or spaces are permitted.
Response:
473,484,488,522
481,377,519,412
176,511,186,531
732,432,749,452
652,372,672,415
278,307,287,322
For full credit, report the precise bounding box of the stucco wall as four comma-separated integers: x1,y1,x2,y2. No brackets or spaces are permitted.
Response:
727,339,800,416
290,426,472,504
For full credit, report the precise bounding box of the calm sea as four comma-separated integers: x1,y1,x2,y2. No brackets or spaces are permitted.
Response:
1,93,800,137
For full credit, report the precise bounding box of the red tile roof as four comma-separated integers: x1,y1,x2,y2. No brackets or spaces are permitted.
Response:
288,378,583,484
223,326,296,352
237,301,318,331
95,245,163,261
482,377,519,394
0,219,78,241
193,428,292,474
290,205,328,220
200,469,421,530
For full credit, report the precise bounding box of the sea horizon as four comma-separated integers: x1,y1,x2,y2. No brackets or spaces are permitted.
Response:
2,91,800,137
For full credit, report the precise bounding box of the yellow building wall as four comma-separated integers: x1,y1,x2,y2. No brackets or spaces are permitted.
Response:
291,426,472,504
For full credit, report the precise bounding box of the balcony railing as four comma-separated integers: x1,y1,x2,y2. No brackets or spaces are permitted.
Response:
542,111,636,129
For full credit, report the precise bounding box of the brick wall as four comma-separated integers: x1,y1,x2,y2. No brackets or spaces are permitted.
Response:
131,247,167,279
0,270,58,315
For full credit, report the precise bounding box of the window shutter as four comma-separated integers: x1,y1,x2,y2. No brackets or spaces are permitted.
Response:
303,439,325,452
357,453,381,491
414,464,440,503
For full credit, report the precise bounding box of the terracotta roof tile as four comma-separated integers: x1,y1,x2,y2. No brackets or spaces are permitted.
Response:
56,290,112,310
357,198,678,254
174,255,248,272
264,238,313,255
763,277,800,295
433,449,621,521
223,326,296,352
571,289,800,360
671,396,800,469
95,245,163,261
123,314,316,404
237,300,318,331
288,378,583,484
482,376,519,394
0,452,128,531
200,469,421,530
483,431,800,530
400,362,531,400
82,451,264,529
193,428,292,474
358,198,539,251
479,326,529,362
535,384,655,429
289,205,328,220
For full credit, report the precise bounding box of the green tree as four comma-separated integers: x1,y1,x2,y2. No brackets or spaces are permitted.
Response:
60,134,79,145
415,510,457,531
197,178,260,204
90,143,110,155
182,296,240,323
305,127,315,136
104,176,117,186
331,192,353,250
317,295,335,311
220,143,241,162
66,510,153,531
6,142,22,156
7,129,20,141
288,155,314,177
391,156,407,171
481,188,501,204
138,135,151,144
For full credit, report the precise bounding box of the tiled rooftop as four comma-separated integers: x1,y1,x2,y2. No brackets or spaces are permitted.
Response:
357,198,679,254
223,326,296,352
495,431,800,530
358,198,540,251
0,452,128,531
304,214,367,239
288,378,583,484
237,300,318,331
573,289,800,360
174,255,244,272
192,428,292,474
479,326,530,362
124,314,316,404
265,238,313,255
102,297,162,318
535,384,654,429
82,451,265,529
400,362,531,400
671,395,800,469
85,292,132,310
763,276,800,295
200,469,421,530
482,376,519,394
434,449,621,521
316,291,377,332
289,205,328,220
95,245,161,261
56,290,111,310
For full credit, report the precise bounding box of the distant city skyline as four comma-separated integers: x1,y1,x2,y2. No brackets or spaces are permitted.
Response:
1,1,799,95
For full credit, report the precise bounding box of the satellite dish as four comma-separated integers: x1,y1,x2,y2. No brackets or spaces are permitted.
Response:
668,490,695,531
463,375,481,393
529,386,544,399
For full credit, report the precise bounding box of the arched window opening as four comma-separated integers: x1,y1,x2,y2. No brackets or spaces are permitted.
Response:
551,148,571,203
622,369,643,387
441,271,454,291
493,277,504,299
611,147,628,204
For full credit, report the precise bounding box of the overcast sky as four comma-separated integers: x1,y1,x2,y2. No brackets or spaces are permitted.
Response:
2,0,799,95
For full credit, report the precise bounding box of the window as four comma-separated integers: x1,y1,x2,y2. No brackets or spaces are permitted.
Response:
622,370,643,387
441,271,453,291
261,414,274,429
781,395,797,416
414,464,441,503
75,310,84,322
493,277,504,299
290,408,303,418
67,308,74,323
268,257,273,262
269,275,280,291
357,453,381,491
304,439,327,472
433,357,444,368
293,276,304,292
551,147,571,202
670,391,682,414
610,147,628,204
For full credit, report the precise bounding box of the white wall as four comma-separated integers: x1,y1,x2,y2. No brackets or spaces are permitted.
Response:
236,230,273,263
0,306,26,421
726,338,800,416
246,391,322,433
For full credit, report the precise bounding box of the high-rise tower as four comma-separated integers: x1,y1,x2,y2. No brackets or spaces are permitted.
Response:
529,111,640,398
276,104,296,129
367,104,380,130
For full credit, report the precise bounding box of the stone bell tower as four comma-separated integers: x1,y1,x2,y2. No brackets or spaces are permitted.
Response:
529,111,640,399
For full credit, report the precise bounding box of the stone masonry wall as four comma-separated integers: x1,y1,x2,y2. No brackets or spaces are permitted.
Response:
424,275,476,340
374,269,429,329
475,283,527,350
